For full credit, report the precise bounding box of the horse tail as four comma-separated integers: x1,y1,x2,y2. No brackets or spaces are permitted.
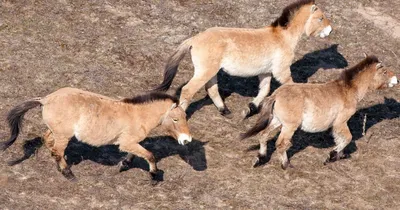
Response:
153,37,193,91
240,95,276,140
1,98,42,151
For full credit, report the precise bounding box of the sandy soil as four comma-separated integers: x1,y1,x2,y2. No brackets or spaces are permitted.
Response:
1,0,400,209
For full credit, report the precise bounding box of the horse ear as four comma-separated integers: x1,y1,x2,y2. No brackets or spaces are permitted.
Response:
311,5,318,13
363,52,368,58
170,103,177,110
179,100,188,109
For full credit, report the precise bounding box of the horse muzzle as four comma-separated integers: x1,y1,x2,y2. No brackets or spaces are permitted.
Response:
389,76,398,88
178,133,192,145
319,25,332,38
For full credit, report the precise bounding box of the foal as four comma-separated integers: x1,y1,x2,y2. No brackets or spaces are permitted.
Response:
1,88,192,181
241,56,398,169
154,0,332,118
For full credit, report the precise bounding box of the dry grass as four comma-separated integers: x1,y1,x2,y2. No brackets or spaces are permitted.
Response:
1,0,400,209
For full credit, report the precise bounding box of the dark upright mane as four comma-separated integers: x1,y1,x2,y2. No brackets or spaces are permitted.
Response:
122,92,179,105
271,0,315,28
342,55,380,85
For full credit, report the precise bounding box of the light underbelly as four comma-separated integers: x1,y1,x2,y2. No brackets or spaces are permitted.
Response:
73,122,121,146
220,57,274,77
300,112,335,133
300,121,332,133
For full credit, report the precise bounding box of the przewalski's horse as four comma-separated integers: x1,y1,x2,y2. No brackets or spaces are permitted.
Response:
154,0,332,118
1,87,192,181
241,55,398,169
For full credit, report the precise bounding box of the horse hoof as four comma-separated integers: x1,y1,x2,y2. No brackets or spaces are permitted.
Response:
253,157,261,168
325,150,339,164
325,151,351,165
56,164,62,172
150,170,164,183
281,161,293,170
118,160,130,172
281,163,288,170
243,103,258,119
242,107,250,119
253,155,267,168
219,107,233,119
61,168,77,181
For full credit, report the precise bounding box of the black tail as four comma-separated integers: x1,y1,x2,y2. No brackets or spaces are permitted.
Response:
240,95,276,140
1,100,42,151
153,38,192,91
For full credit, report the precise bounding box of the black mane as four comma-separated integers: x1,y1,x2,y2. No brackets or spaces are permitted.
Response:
342,55,380,85
122,92,178,105
271,0,315,28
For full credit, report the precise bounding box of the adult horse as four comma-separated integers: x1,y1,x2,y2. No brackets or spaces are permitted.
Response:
241,55,398,169
154,0,332,118
1,88,192,181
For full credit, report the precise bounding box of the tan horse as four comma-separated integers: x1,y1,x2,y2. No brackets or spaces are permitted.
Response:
241,55,398,169
154,0,332,118
1,87,192,181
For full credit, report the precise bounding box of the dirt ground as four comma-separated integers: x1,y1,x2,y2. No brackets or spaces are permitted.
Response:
1,0,400,209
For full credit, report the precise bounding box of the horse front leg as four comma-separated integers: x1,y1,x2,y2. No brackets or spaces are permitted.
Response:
119,142,161,183
205,75,232,118
325,124,352,164
272,57,294,85
119,153,135,172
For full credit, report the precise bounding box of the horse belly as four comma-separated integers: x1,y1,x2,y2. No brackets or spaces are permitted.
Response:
73,117,122,147
221,59,272,77
220,53,275,77
300,111,335,133
74,128,119,146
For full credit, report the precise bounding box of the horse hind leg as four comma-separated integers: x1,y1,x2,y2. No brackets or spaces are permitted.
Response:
42,130,55,151
50,135,75,181
42,130,59,170
275,126,296,170
179,55,221,111
205,75,232,118
253,118,282,167
243,74,272,119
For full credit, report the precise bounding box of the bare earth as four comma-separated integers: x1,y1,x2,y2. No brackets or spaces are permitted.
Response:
1,0,400,209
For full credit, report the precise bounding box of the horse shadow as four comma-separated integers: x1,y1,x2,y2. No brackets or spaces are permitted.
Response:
7,137,43,166
185,44,348,118
7,136,207,181
247,98,400,165
291,44,348,83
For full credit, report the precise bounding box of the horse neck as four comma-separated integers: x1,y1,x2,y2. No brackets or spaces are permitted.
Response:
282,6,311,50
133,101,172,132
347,68,376,102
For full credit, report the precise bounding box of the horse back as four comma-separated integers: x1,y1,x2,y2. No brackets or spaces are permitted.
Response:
41,87,132,145
191,27,287,76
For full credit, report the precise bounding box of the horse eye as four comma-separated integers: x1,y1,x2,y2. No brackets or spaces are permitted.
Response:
319,17,324,22
383,70,387,75
172,119,178,123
